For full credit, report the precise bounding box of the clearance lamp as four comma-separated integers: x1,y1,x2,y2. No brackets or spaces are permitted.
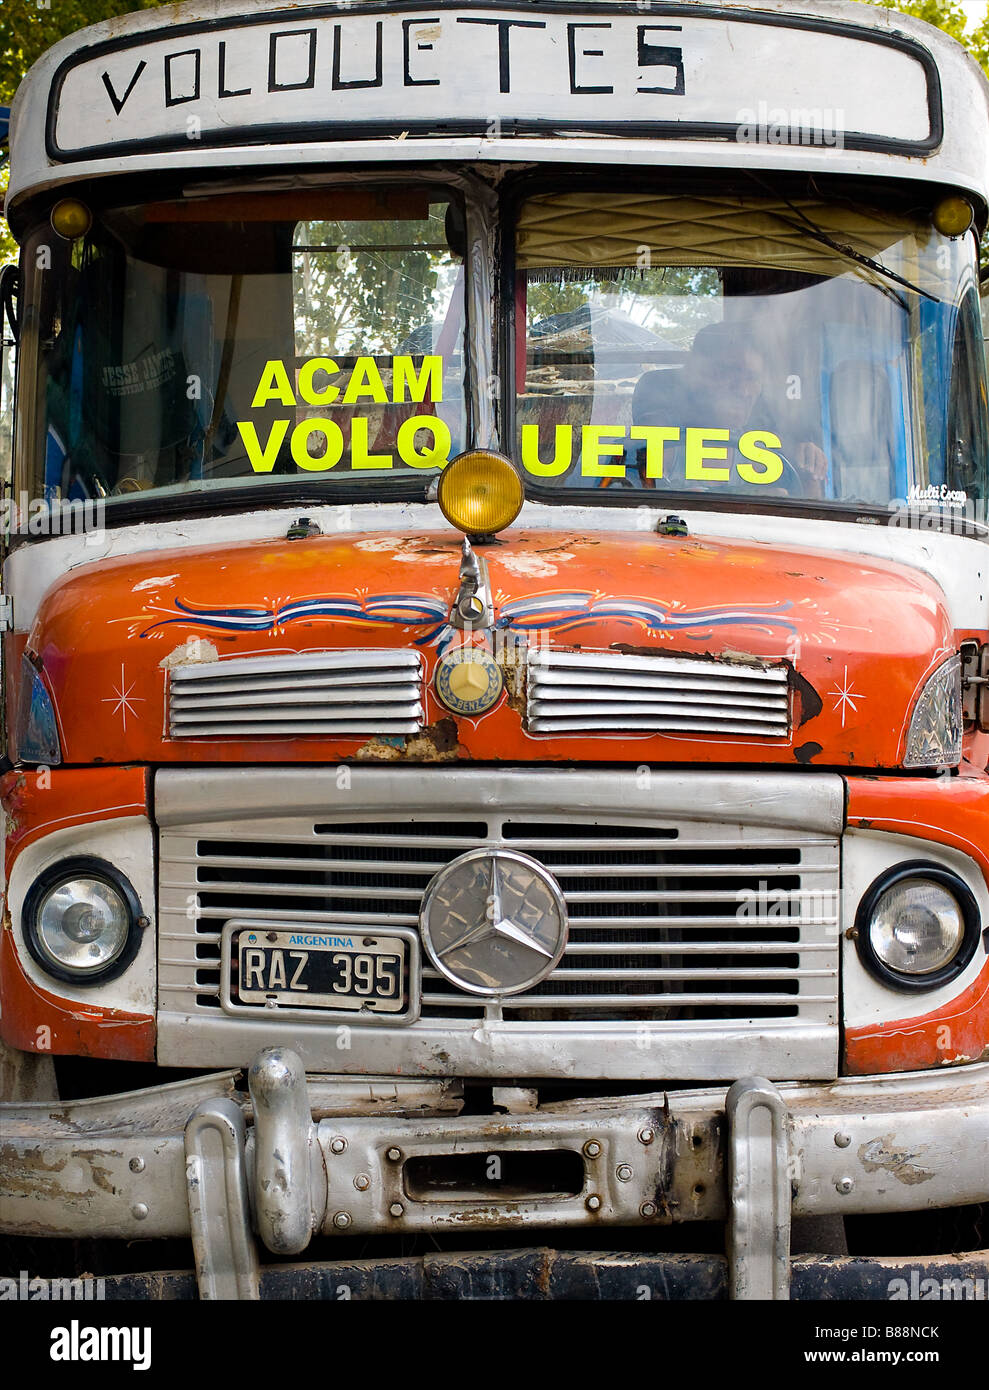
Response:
50,199,92,240
932,196,974,237
437,448,525,536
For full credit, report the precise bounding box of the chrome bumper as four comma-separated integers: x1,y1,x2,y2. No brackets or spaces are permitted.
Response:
2,1050,987,1301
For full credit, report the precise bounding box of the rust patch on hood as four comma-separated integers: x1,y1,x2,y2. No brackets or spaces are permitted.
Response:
159,637,220,669
405,718,466,761
355,737,405,762
356,718,467,763
793,670,824,726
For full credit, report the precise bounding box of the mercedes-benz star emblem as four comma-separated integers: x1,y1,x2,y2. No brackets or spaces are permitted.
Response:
419,849,569,997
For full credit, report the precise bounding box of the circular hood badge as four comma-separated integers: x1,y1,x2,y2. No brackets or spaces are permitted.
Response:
435,647,503,717
420,849,569,997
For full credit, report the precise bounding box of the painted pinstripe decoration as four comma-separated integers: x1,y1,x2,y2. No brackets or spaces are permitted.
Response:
139,589,797,646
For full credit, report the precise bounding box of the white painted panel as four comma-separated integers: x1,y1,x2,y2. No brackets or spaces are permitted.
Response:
51,8,932,157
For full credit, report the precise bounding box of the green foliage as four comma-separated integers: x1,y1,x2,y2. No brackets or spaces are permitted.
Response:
293,214,456,356
875,1,989,78
1,3,165,261
0,1,164,106
0,168,13,265
875,0,972,50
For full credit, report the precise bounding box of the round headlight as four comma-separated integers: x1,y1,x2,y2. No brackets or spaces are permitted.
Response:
24,860,143,984
856,863,981,992
437,449,524,536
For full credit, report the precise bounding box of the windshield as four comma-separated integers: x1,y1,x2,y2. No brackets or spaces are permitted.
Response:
15,186,465,510
514,190,988,512
12,178,988,524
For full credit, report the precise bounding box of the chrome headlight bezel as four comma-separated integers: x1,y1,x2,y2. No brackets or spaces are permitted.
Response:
854,862,981,992
903,655,962,770
23,858,144,986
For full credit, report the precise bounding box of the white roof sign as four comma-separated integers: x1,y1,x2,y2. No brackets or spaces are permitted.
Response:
47,3,939,159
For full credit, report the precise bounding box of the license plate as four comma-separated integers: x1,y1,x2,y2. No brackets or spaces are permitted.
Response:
224,924,416,1017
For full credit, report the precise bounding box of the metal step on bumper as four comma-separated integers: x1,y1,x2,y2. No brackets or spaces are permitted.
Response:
3,1047,989,1301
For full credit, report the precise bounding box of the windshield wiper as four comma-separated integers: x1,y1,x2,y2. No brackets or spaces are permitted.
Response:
747,176,937,306
215,455,438,501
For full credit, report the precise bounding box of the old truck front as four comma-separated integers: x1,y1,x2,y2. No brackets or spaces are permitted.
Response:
1,0,988,1300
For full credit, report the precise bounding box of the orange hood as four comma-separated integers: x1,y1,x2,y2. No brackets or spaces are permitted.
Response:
27,527,954,769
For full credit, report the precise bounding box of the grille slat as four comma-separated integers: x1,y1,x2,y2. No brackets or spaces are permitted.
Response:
180,906,421,927
560,941,834,955
168,648,424,739
530,715,786,734
173,719,423,737
195,880,426,899
488,967,831,981
174,856,828,878
564,917,835,929
527,649,790,736
172,692,422,718
175,850,827,872
422,993,831,1009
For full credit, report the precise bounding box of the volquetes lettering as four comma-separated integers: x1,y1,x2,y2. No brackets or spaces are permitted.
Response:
96,16,685,116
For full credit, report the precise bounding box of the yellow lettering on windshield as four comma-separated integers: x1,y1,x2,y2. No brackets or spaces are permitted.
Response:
582,426,626,478
298,358,340,406
251,359,296,408
520,424,573,477
342,357,389,405
514,423,788,489
630,426,680,479
290,419,344,471
738,431,785,485
236,356,452,473
237,419,290,472
684,428,731,482
397,417,452,468
351,417,392,469
393,356,443,403
248,356,445,409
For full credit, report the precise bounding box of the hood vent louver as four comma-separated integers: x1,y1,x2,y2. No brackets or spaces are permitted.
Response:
526,649,790,737
168,650,424,739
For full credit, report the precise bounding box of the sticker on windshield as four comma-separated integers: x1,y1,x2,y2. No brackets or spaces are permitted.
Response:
906,483,968,509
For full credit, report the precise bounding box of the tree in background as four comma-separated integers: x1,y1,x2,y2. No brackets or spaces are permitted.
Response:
1,2,165,260
878,0,989,71
1,0,162,99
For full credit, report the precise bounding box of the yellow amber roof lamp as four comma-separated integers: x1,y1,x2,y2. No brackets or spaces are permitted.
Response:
51,199,92,240
437,449,525,536
932,196,974,238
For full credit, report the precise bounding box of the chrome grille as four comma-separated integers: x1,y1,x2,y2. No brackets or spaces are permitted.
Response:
159,816,837,1026
167,649,424,738
526,649,790,736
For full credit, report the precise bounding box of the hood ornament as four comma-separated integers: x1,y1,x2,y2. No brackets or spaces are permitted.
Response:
451,537,494,630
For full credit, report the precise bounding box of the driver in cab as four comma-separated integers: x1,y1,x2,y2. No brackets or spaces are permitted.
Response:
630,322,829,498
